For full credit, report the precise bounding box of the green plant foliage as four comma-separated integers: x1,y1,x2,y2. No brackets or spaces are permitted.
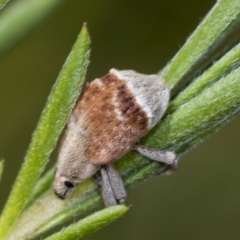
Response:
146,67,240,152
0,160,4,182
162,0,240,89
25,167,55,209
0,0,63,56
167,42,240,114
1,1,240,240
44,205,128,240
0,24,90,239
0,0,10,10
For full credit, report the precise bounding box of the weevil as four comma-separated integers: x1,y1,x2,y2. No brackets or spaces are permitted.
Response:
53,69,177,206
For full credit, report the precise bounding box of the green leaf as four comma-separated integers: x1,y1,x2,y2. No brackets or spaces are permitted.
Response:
167,41,240,114
145,67,240,152
0,0,10,10
0,160,4,182
25,167,55,209
6,179,100,240
0,0,63,56
162,0,240,89
44,205,128,240
6,154,160,240
0,24,90,239
8,160,159,240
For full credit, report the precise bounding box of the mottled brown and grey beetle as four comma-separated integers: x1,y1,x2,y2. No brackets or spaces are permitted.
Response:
53,69,177,206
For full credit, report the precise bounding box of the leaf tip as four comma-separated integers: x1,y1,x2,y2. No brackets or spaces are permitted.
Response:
82,22,88,29
0,159,4,176
81,22,90,38
107,204,129,218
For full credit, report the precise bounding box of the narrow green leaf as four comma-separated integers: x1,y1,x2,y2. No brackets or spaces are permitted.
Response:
25,167,55,209
162,0,240,89
44,205,128,240
30,162,159,239
0,24,90,239
0,160,4,182
0,0,10,10
145,67,240,152
5,156,155,240
0,0,63,56
167,41,240,114
6,148,155,240
124,161,160,189
5,179,99,240
182,88,240,152
177,120,223,155
32,194,102,239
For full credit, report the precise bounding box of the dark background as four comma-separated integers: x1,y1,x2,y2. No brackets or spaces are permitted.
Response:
1,0,240,239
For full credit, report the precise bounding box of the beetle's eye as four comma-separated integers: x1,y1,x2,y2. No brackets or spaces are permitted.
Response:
64,181,74,188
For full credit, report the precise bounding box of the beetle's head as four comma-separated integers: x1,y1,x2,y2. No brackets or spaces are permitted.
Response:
53,161,99,199
53,173,77,199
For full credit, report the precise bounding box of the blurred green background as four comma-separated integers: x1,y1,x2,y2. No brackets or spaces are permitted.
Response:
1,0,240,239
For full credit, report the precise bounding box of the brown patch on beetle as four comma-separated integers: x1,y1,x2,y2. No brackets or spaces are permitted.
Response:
72,72,149,165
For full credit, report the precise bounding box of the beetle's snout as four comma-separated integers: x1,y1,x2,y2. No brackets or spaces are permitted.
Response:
53,176,76,199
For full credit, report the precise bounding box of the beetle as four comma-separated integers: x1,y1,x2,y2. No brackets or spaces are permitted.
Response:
53,69,177,206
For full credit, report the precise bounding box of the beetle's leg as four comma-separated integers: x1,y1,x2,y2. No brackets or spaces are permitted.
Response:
100,164,127,206
105,163,127,204
134,144,177,164
157,161,179,175
100,166,117,206
133,144,178,174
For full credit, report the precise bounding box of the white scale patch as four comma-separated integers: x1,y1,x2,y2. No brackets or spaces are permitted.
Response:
112,90,125,121
110,68,170,129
